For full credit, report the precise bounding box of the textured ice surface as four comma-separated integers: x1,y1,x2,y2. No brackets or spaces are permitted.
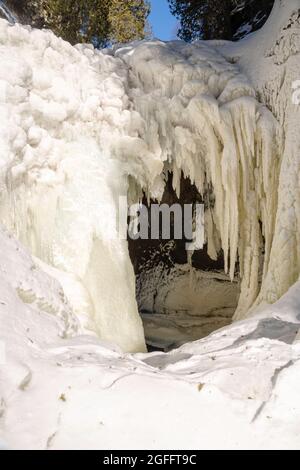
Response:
1,0,300,449
0,9,285,347
0,224,300,449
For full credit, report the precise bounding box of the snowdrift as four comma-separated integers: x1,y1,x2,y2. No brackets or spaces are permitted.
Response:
0,0,300,449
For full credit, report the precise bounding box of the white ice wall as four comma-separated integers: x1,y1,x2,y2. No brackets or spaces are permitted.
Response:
116,40,281,318
0,0,299,350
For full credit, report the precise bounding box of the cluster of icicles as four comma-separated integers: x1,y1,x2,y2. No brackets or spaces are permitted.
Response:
122,40,282,320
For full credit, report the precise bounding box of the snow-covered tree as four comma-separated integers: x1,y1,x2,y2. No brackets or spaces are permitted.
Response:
168,0,275,41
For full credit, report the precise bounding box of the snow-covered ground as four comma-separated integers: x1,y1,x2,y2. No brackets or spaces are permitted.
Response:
0,0,300,449
1,225,300,449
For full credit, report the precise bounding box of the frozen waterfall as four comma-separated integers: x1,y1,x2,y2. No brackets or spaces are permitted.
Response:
0,0,299,352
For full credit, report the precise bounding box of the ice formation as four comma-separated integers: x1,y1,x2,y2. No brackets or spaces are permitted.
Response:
0,21,148,352
0,0,294,350
226,0,300,318
1,223,300,449
0,0,300,450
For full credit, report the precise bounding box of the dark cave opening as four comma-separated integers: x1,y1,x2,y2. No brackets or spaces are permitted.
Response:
128,173,240,351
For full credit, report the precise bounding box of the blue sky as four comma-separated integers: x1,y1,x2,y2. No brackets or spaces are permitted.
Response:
149,0,178,41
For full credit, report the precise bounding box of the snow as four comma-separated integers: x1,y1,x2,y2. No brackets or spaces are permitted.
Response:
0,224,300,449
0,0,300,449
